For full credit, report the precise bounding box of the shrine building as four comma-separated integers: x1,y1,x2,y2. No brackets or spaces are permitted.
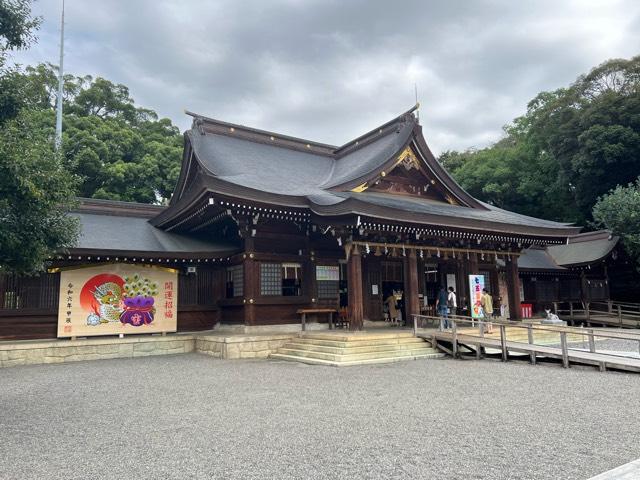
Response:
0,106,622,340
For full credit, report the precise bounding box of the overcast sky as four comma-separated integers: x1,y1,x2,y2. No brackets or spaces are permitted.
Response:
12,0,640,154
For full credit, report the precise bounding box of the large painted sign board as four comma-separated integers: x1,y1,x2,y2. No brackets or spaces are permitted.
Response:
57,264,177,338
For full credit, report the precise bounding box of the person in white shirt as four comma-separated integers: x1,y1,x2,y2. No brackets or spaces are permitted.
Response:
447,287,457,317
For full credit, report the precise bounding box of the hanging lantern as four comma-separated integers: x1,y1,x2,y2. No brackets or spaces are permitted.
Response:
374,246,382,256
384,244,389,255
419,249,424,259
436,249,441,258
402,246,406,257
365,243,370,254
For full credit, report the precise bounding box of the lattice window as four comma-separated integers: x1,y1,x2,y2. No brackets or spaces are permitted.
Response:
260,263,282,296
479,270,493,294
226,265,244,298
317,281,339,299
281,263,302,297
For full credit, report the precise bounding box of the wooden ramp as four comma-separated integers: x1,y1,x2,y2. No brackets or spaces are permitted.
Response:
412,315,640,374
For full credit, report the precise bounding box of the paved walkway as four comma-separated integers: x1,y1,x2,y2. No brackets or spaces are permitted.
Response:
1,354,638,479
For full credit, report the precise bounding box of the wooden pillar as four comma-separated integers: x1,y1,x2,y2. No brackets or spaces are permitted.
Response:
404,249,420,324
456,259,466,312
303,236,316,307
243,233,258,326
466,253,479,315
506,254,521,321
347,245,364,330
469,252,479,275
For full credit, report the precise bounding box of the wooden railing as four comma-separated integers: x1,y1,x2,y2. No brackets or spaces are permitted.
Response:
412,314,640,372
552,300,640,328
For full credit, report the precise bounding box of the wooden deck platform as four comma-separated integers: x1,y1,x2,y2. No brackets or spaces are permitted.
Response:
426,330,640,373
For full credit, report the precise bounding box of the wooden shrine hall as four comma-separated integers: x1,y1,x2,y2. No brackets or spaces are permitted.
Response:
2,105,605,339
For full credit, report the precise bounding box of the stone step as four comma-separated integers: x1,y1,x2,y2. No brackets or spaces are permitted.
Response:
276,346,439,362
293,336,426,348
283,341,436,355
270,351,445,367
301,331,415,342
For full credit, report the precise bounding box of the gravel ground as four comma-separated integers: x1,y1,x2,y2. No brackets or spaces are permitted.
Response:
589,338,640,354
554,339,640,356
1,354,638,480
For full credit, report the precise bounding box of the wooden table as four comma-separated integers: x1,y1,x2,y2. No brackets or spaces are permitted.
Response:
297,308,338,331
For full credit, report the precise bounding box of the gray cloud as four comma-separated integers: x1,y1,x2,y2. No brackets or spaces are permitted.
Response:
13,0,640,154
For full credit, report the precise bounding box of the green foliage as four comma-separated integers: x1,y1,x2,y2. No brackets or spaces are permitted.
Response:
443,56,640,225
593,178,640,266
0,0,40,53
7,63,183,203
0,0,41,123
0,110,79,274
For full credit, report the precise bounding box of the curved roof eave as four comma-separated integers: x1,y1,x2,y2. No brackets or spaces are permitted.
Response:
308,197,582,238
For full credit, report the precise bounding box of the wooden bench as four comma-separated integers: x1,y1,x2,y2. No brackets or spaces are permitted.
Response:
297,308,338,331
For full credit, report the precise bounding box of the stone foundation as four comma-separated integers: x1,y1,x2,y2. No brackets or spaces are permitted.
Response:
0,334,196,368
196,334,295,359
0,332,298,367
213,323,329,334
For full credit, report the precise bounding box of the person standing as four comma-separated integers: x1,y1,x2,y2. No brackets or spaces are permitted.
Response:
447,287,457,317
436,286,449,329
480,288,494,333
385,292,399,325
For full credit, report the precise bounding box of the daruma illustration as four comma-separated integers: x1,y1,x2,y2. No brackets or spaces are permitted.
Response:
57,264,177,338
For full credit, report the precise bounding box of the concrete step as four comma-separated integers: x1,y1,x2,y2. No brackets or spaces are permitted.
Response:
293,336,426,348
283,341,435,355
301,331,415,342
276,346,439,362
270,351,445,367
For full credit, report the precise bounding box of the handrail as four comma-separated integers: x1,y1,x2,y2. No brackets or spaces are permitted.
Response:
413,314,640,371
412,314,640,342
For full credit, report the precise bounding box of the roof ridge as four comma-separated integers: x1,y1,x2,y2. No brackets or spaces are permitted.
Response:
185,110,337,155
73,197,166,218
185,105,419,159
333,104,419,156
567,229,614,243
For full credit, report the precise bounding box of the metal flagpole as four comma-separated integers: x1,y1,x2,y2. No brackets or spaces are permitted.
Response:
55,0,65,151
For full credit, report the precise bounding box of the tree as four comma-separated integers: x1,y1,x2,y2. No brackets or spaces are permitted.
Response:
0,110,79,274
9,63,183,203
593,178,640,268
0,0,41,122
442,56,640,225
0,0,40,54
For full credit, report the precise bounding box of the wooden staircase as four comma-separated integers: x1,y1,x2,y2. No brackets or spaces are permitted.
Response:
270,331,444,367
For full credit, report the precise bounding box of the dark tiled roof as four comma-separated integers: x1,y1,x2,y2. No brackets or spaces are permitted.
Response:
340,191,574,230
71,212,235,254
187,113,414,204
159,107,582,237
498,231,619,271
511,248,566,270
547,231,618,266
